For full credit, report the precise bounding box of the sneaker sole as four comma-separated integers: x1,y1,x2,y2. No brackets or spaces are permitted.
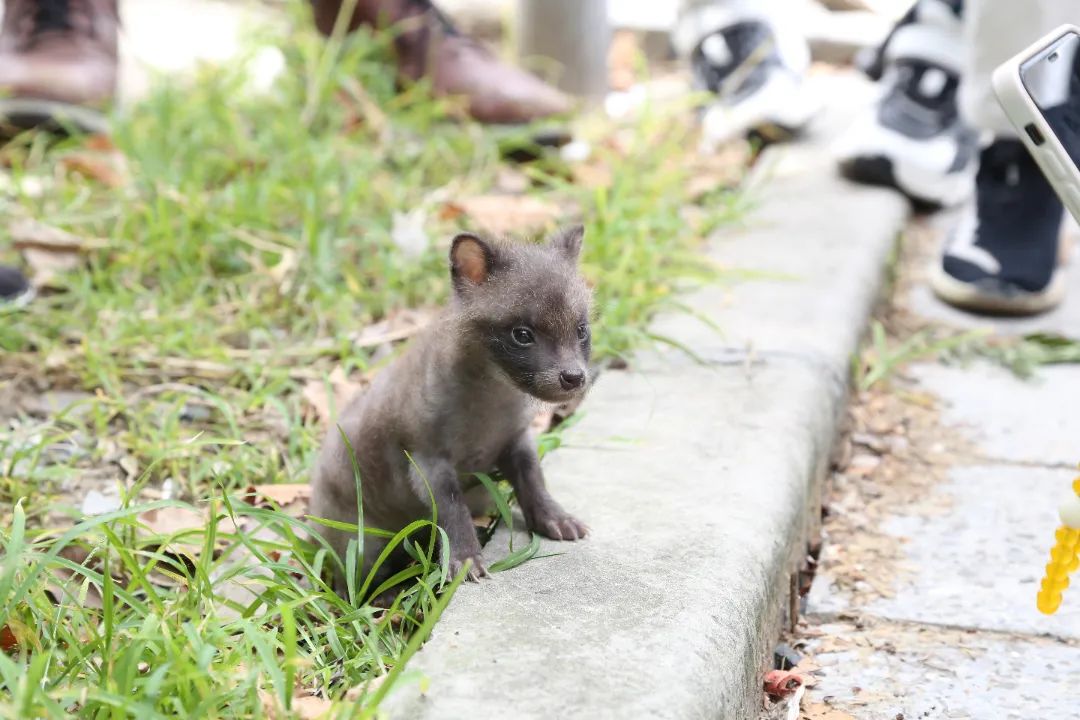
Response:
838,155,975,213
0,98,109,136
0,285,35,309
929,263,1067,316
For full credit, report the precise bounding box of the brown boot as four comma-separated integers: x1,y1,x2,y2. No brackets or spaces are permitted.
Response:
311,0,571,125
0,0,119,133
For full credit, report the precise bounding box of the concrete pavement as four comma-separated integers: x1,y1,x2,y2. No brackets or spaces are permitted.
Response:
803,226,1080,719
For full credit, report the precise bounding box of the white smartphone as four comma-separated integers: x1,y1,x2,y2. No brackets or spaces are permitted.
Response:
993,24,1080,224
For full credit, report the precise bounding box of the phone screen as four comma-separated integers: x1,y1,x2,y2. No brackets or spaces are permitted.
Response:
1020,31,1080,169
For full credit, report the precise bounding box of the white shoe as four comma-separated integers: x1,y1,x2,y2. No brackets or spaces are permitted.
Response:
675,8,817,149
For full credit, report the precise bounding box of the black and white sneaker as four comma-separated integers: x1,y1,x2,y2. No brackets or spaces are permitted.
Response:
837,1,977,210
0,265,33,307
931,140,1066,315
674,8,817,148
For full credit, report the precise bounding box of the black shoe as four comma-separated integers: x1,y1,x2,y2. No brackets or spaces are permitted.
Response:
931,139,1066,315
0,265,32,306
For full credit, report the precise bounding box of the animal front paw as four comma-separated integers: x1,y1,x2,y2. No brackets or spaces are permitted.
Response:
449,552,490,582
530,508,589,541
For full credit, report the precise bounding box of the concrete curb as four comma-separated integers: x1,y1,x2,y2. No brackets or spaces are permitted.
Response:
383,74,910,720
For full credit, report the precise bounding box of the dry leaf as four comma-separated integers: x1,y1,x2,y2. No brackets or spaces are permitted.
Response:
84,133,117,151
59,150,129,188
344,674,387,701
437,202,465,222
259,689,332,720
9,219,99,252
571,162,613,190
0,624,19,653
19,247,81,289
301,366,366,425
137,505,238,536
246,484,311,515
353,308,433,349
447,195,561,236
138,506,206,535
302,381,334,425
10,219,104,289
291,694,332,720
46,566,104,610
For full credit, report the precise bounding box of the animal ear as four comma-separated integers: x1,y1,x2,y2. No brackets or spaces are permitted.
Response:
550,224,584,261
450,233,494,288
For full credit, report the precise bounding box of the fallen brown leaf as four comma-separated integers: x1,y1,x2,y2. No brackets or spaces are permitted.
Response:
137,505,241,540
571,162,614,190
84,133,117,151
437,202,465,222
19,247,81,289
344,673,388,701
138,506,208,536
259,688,332,720
301,366,367,425
250,484,309,507
9,218,103,252
291,694,332,720
9,219,106,289
0,624,18,653
59,150,129,188
446,195,561,236
245,483,311,516
352,307,433,349
45,566,104,610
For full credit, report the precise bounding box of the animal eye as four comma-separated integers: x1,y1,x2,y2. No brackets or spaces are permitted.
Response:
512,327,535,346
577,323,589,341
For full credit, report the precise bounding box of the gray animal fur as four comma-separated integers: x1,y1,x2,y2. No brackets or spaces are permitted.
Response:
309,226,593,593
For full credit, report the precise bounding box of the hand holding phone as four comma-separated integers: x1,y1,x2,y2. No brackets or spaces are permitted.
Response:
994,25,1080,224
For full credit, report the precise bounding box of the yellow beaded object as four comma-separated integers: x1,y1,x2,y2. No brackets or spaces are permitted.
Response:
1037,476,1080,615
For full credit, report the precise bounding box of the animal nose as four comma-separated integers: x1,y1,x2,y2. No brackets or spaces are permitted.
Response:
559,370,586,390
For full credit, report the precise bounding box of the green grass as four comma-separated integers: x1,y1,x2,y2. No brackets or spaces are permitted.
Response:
852,321,989,391
0,3,745,717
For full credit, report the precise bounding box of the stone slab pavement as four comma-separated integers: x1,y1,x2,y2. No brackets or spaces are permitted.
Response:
806,262,1080,716
809,618,1079,720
